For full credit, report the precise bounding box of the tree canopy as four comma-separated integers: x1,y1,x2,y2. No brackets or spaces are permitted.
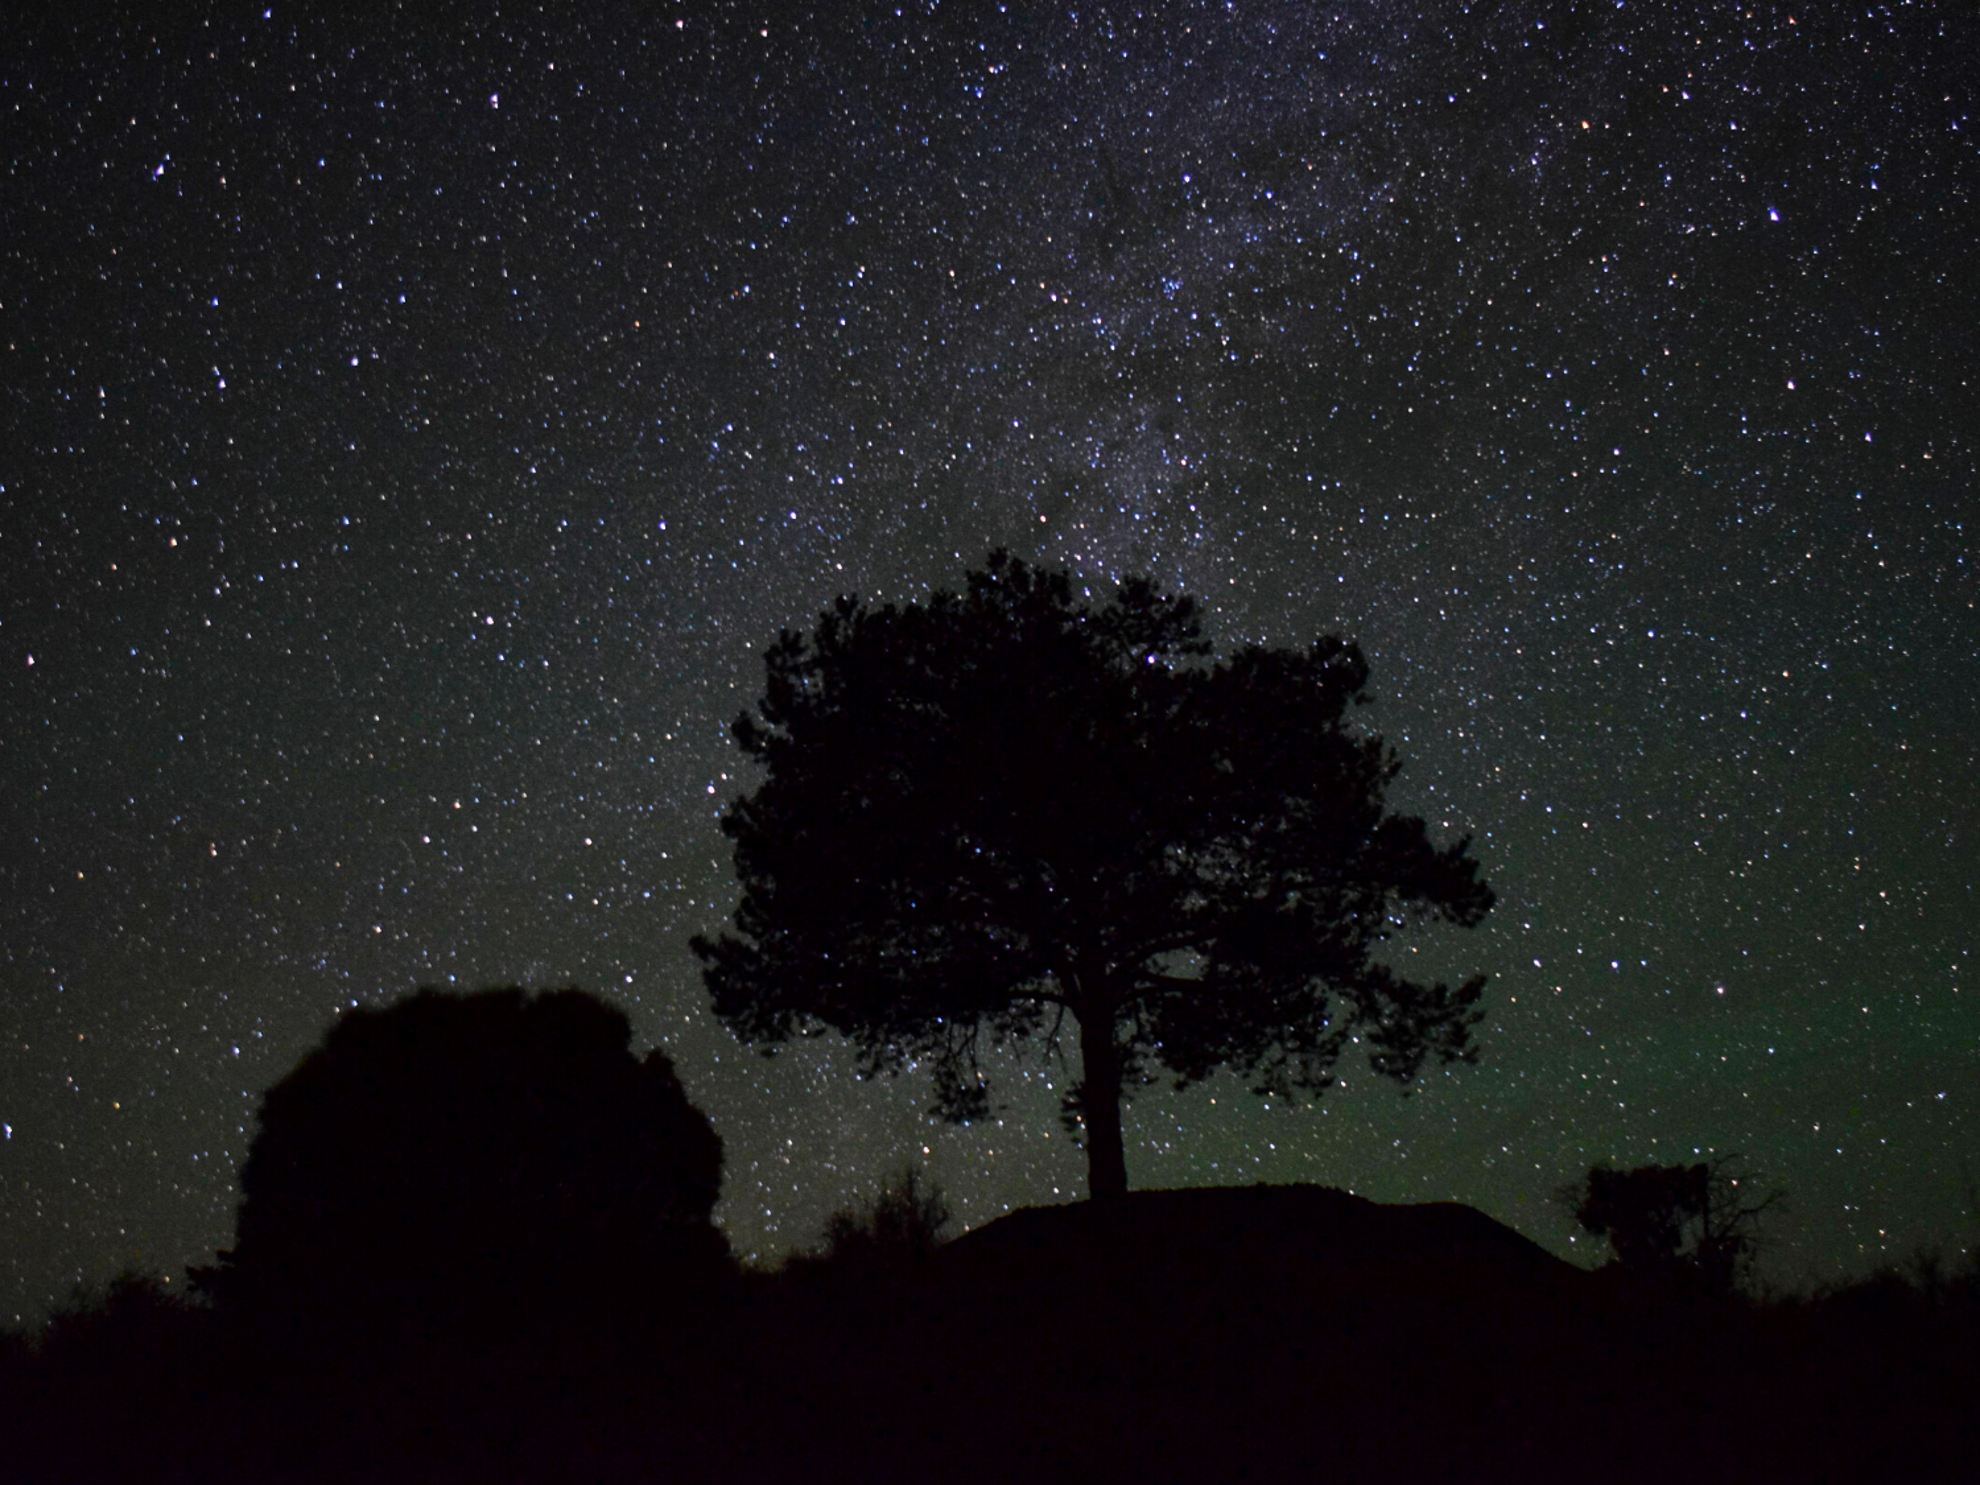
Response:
695,552,1494,1198
196,986,729,1346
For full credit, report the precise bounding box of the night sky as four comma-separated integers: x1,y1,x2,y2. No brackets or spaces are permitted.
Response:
4,0,1974,1324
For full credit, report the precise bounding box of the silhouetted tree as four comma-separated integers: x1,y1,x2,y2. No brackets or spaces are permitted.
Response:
694,552,1494,1200
1566,1159,1779,1294
194,987,729,1351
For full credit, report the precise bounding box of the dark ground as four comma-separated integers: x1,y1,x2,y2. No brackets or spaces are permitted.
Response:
5,1184,1974,1484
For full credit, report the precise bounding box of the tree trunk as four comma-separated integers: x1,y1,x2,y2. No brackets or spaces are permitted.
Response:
1077,1009,1128,1202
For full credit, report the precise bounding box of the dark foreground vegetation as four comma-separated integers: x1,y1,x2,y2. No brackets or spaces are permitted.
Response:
6,1180,1977,1485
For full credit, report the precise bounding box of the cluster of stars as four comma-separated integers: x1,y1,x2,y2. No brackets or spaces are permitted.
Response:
1,2,1973,1321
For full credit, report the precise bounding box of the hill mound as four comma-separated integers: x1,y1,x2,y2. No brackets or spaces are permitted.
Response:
934,1183,1596,1355
801,1184,1613,1484
942,1181,1585,1290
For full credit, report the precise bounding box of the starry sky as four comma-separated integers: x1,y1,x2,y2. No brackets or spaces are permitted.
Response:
4,0,1974,1324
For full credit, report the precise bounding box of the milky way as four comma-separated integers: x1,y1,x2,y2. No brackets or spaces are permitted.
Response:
3,1,1974,1322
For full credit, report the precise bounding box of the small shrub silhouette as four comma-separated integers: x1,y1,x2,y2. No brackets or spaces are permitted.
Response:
782,1165,953,1282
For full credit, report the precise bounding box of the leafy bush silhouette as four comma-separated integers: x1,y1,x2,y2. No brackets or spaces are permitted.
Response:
1563,1158,1779,1295
3,1271,229,1482
194,986,730,1356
